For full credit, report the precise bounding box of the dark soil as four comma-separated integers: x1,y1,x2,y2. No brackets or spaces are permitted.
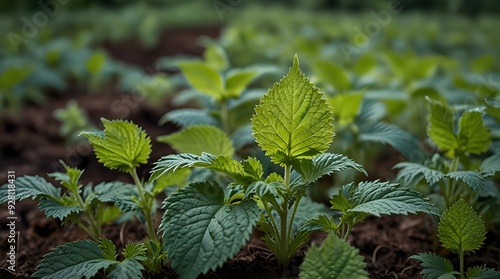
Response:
1,27,500,279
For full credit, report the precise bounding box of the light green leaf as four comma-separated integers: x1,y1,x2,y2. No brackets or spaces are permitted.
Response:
0,66,32,90
0,175,60,204
98,238,117,261
410,252,456,279
291,153,365,186
427,97,458,156
161,182,260,279
470,55,494,73
301,215,338,233
299,233,367,279
225,68,259,98
92,182,139,212
242,157,263,180
480,154,500,177
251,55,334,166
245,181,285,199
345,180,441,217
106,259,144,279
152,168,190,194
203,44,228,71
438,199,486,254
80,118,151,173
158,125,234,157
311,60,351,91
85,51,106,75
458,110,490,155
328,93,364,126
466,266,500,279
394,162,445,186
178,61,223,99
158,109,220,127
38,198,82,220
446,171,484,193
32,240,115,279
122,243,147,261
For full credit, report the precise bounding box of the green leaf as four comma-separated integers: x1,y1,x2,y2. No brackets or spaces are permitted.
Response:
457,110,490,155
203,44,228,71
438,199,486,254
85,51,106,75
394,162,445,185
98,238,117,261
311,60,351,91
122,243,147,262
107,259,144,279
446,171,484,193
427,97,458,156
178,61,223,99
328,93,364,125
245,181,285,199
225,68,259,98
343,180,441,217
0,66,32,90
410,252,456,279
158,109,220,127
242,157,264,180
38,198,82,220
80,118,151,173
161,182,260,279
251,55,334,166
291,153,365,186
299,233,367,279
301,215,338,233
480,154,500,177
157,125,234,156
0,175,60,204
466,266,500,279
92,182,139,212
32,240,115,279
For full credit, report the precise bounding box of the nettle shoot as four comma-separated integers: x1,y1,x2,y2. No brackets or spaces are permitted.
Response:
152,55,440,278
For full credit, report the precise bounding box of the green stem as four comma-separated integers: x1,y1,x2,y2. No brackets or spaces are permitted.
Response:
278,164,292,273
130,168,158,243
287,195,302,242
74,188,100,240
459,251,464,278
263,201,280,241
220,100,230,135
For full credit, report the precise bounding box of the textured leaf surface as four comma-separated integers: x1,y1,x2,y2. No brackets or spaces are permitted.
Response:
38,198,82,220
394,162,444,185
340,180,441,217
458,110,490,155
158,125,234,156
178,61,223,99
446,171,484,193
410,252,456,279
107,259,144,279
251,55,334,166
480,153,500,177
32,240,115,279
300,233,367,279
466,266,500,279
291,153,365,186
92,182,139,212
80,118,151,172
0,175,60,203
158,109,220,127
161,182,260,279
427,97,458,155
438,199,486,253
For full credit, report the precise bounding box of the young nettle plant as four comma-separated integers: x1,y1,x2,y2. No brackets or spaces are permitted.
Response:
411,199,500,279
151,55,440,278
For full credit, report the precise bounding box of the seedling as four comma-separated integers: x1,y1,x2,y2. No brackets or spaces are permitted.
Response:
411,199,500,278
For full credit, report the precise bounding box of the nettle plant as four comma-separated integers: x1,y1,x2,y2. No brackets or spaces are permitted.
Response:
0,119,177,278
395,97,500,224
152,56,440,278
411,199,500,279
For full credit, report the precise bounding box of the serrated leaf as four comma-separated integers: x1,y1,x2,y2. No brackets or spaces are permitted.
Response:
80,118,151,173
427,97,458,156
158,109,220,127
410,252,456,279
32,240,115,279
225,68,259,98
158,125,234,156
394,162,445,186
300,233,367,279
347,180,441,217
291,153,365,186
480,153,500,177
107,259,144,279
122,243,147,262
98,238,117,261
301,215,338,233
242,157,264,180
92,182,139,212
446,171,484,193
251,55,334,166
38,198,82,220
178,61,223,99
245,181,285,199
161,182,260,279
458,110,490,155
0,175,60,204
466,266,500,279
438,199,486,253
358,122,424,161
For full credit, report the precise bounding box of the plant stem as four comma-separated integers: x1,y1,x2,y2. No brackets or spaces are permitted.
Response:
459,251,464,278
278,164,292,272
74,188,100,240
287,195,301,242
130,168,158,243
220,100,230,135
